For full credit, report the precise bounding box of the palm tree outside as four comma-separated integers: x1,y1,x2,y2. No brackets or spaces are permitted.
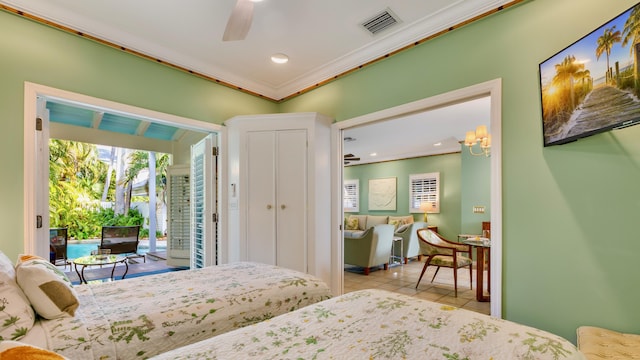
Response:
49,139,170,241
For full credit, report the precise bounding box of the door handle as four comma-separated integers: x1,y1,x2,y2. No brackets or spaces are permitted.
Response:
281,204,286,210
267,204,272,209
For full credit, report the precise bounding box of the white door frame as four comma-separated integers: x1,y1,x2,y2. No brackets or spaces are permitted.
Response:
23,82,226,262
330,78,503,317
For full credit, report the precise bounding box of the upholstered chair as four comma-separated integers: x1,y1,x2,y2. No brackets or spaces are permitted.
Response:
344,224,395,275
392,221,428,264
415,229,472,297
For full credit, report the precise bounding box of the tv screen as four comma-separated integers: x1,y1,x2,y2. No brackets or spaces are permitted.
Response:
539,2,640,146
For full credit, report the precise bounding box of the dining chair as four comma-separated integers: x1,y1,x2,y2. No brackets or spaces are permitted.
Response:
415,229,472,297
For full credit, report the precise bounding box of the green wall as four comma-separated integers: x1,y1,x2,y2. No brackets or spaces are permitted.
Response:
0,11,278,260
3,0,640,344
280,0,640,342
460,147,491,235
344,153,461,240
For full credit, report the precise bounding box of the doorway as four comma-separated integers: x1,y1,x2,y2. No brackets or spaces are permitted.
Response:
23,82,225,265
331,79,503,317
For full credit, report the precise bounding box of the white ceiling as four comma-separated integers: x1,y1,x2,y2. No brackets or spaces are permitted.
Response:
343,96,491,165
1,0,499,162
1,0,510,101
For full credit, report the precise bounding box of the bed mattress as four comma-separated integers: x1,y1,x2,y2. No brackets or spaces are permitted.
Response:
37,262,332,359
151,289,586,360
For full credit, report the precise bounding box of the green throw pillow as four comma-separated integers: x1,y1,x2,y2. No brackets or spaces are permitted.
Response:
346,217,359,230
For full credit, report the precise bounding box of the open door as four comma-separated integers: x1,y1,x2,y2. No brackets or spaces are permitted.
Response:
25,82,224,264
166,164,191,267
33,96,50,258
190,134,218,268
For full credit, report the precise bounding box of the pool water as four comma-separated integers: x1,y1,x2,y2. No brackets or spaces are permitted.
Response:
67,242,165,259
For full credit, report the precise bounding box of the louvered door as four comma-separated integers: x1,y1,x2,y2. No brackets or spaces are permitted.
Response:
166,165,190,267
190,134,217,269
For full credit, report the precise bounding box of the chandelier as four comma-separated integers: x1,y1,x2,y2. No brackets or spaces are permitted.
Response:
464,125,491,157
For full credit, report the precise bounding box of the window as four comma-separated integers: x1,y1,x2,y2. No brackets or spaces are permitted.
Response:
343,179,359,212
409,172,440,213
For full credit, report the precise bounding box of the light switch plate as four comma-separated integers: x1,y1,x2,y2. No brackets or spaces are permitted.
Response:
473,206,485,213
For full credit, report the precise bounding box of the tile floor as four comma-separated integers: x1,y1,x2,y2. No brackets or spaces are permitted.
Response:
344,259,491,315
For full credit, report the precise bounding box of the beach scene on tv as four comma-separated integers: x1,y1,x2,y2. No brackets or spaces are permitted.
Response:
540,3,640,146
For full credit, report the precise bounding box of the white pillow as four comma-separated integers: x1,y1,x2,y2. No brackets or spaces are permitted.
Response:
396,223,411,233
15,256,79,319
0,272,35,341
0,251,15,278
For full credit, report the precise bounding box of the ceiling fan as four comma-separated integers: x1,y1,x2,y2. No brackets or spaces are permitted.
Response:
223,0,258,41
344,154,360,165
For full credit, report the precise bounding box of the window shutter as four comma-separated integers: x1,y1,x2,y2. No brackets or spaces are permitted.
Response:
343,179,359,212
409,173,440,213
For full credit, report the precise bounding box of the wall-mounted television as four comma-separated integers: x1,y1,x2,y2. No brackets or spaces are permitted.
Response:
539,2,640,146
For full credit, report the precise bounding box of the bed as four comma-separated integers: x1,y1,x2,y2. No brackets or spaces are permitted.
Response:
0,254,332,359
151,289,586,360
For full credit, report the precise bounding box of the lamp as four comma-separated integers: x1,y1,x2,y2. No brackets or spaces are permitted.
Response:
464,125,491,157
419,202,435,222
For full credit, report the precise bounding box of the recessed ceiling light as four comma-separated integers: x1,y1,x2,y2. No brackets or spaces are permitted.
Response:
370,152,377,157
434,142,442,146
271,53,289,64
251,0,263,2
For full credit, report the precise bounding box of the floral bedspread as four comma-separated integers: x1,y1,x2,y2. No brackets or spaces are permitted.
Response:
152,289,586,360
39,262,332,359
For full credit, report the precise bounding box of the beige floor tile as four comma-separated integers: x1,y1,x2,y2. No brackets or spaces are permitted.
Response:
344,260,490,315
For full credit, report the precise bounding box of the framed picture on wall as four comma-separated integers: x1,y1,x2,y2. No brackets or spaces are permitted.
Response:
368,177,396,211
539,2,640,146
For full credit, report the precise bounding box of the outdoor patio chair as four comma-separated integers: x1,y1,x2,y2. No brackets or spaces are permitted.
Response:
49,227,69,268
100,225,145,263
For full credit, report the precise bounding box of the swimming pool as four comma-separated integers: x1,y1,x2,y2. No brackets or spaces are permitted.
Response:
67,242,166,259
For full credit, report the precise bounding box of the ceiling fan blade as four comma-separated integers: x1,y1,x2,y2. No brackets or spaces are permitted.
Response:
223,0,254,41
344,154,355,158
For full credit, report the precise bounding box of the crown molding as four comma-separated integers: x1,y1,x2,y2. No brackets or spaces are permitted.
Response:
1,0,523,102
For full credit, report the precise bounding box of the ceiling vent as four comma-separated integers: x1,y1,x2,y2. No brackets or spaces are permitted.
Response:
361,8,401,35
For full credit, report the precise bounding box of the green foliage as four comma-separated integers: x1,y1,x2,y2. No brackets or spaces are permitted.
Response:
96,207,144,227
139,228,164,238
54,207,145,240
49,140,106,239
49,140,163,239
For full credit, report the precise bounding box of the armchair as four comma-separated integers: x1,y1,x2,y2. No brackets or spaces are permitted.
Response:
392,221,428,264
344,224,395,275
415,229,472,297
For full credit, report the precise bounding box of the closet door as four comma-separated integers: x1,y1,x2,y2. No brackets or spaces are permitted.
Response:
246,131,277,265
276,130,307,272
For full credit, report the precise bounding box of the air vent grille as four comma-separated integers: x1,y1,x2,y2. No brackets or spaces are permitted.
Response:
361,9,400,35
